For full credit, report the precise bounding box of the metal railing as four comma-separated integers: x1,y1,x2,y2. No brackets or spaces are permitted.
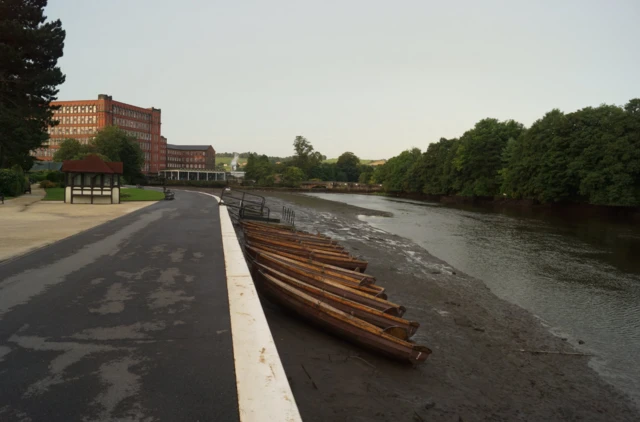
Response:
220,189,297,226
221,189,273,222
282,206,295,226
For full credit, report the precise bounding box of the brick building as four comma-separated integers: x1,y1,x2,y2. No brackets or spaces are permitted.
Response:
159,136,168,172
166,145,216,170
34,94,163,173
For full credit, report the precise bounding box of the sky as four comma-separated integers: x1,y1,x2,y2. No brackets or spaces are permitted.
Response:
45,0,639,159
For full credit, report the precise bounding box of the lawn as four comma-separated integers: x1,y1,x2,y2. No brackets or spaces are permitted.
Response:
120,188,164,201
44,187,64,201
44,187,164,201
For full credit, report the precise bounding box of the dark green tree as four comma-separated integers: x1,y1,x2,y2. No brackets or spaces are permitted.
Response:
501,100,640,205
336,151,361,182
52,138,91,161
291,136,325,177
357,165,374,184
377,148,422,192
453,119,525,196
0,0,66,169
244,153,274,185
418,138,458,195
93,126,144,183
308,162,337,181
281,166,305,187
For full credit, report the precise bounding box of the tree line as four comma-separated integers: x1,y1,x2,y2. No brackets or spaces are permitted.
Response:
217,152,288,163
244,136,375,187
372,99,640,207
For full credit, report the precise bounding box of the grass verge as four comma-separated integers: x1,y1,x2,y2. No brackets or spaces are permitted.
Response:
120,188,164,201
44,187,64,201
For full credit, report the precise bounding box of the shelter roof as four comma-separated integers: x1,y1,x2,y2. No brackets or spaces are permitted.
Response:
61,155,123,174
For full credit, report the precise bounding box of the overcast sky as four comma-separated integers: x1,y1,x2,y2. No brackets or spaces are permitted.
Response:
46,0,639,159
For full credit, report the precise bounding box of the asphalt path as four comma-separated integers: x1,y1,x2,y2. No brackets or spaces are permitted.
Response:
0,191,238,421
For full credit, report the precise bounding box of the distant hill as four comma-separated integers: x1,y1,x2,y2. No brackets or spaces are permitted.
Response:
323,158,376,165
215,153,288,168
216,156,247,167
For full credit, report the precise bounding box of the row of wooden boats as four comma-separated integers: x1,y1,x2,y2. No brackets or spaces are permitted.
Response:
240,220,432,364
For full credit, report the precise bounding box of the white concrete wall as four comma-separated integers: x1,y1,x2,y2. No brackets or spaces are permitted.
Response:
66,187,119,204
71,195,112,204
193,191,302,422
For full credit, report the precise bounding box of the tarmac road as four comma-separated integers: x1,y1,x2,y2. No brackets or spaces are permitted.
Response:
0,191,239,421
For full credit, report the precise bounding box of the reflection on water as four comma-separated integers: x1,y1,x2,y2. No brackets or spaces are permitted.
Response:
305,193,640,405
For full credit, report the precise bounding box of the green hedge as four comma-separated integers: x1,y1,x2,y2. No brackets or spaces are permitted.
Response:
0,167,29,197
30,170,64,184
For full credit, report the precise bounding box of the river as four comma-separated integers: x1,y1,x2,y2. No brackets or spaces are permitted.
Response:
305,193,640,406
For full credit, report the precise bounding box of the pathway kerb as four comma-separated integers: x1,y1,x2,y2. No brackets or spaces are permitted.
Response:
191,190,302,422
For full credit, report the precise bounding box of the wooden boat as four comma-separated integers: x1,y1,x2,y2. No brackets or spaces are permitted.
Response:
246,244,379,289
245,243,377,285
253,269,431,363
246,245,401,314
241,220,329,239
245,236,368,272
240,218,431,363
242,226,339,245
244,233,346,252
252,261,419,340
244,232,351,255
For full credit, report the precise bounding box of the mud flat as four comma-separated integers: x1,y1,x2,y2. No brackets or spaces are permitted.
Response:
247,191,639,422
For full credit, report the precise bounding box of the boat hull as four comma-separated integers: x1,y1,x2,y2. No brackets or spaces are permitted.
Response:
255,270,431,363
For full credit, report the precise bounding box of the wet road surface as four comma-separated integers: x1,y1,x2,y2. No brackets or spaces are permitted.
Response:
0,191,238,421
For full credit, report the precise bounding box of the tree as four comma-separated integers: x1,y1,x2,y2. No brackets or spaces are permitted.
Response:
244,153,274,185
93,126,144,183
419,138,459,195
309,162,337,181
453,119,525,197
53,138,89,161
336,152,361,182
377,148,422,192
499,100,640,205
281,166,306,187
0,0,66,169
358,165,374,184
291,136,325,177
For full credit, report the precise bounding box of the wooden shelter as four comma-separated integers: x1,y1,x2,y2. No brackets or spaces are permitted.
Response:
61,155,123,204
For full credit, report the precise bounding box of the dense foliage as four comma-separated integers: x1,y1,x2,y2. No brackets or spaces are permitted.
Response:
0,0,65,169
242,137,375,187
0,166,28,196
53,126,145,183
373,100,640,206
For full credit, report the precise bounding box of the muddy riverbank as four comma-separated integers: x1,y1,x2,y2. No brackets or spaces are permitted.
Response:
241,191,638,422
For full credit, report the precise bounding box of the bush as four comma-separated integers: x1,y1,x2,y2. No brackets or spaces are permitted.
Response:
39,180,60,189
0,167,28,196
30,171,49,183
46,171,64,183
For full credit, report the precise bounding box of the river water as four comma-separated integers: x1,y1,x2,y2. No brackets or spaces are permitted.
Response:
305,193,640,406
